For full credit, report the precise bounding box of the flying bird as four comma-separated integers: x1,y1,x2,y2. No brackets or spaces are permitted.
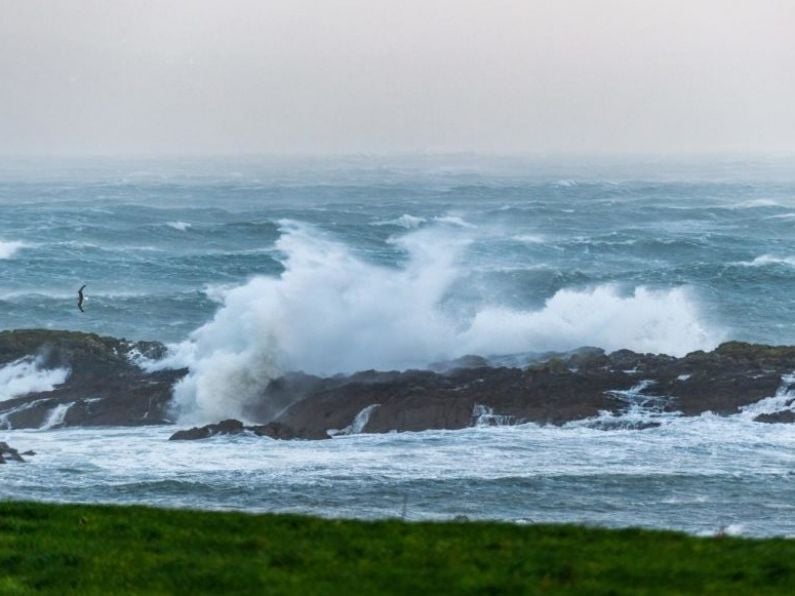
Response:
77,284,86,312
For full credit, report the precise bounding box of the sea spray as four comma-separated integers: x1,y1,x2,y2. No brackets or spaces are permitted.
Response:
0,356,70,401
459,285,719,357
153,221,723,423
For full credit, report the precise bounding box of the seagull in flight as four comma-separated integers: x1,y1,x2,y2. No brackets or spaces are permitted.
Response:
77,284,86,312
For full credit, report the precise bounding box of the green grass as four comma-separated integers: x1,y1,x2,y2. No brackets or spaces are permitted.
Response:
1,501,794,595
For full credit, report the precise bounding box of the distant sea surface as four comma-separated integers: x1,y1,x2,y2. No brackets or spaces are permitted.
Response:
2,155,795,536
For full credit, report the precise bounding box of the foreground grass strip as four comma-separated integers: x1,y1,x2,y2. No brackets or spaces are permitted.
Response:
1,501,794,594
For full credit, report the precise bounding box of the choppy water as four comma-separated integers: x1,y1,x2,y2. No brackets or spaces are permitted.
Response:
2,155,795,535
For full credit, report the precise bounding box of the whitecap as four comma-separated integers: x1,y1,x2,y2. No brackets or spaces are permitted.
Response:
433,215,477,228
166,221,192,231
512,234,545,244
730,198,781,209
736,255,795,268
372,214,426,229
0,240,26,259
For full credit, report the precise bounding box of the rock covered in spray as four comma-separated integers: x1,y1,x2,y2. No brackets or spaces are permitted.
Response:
0,329,185,429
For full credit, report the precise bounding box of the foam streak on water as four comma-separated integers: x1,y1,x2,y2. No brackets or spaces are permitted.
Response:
2,409,795,537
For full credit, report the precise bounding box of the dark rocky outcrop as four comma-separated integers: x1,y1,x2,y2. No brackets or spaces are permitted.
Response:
168,419,327,441
5,329,795,439
0,329,186,429
171,341,795,440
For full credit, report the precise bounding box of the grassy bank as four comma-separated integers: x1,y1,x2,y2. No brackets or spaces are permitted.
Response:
1,501,794,594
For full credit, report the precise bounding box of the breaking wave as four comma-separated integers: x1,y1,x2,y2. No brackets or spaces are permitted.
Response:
0,356,70,401
153,221,723,423
372,214,426,229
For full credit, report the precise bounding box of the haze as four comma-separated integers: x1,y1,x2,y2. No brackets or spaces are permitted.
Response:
1,0,793,155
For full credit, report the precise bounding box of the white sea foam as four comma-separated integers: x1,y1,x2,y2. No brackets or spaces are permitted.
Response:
512,234,545,244
473,404,515,426
166,221,192,231
153,221,722,423
0,356,70,401
372,214,426,229
737,255,795,268
0,240,26,259
41,402,73,429
738,374,795,420
731,198,780,209
329,404,381,436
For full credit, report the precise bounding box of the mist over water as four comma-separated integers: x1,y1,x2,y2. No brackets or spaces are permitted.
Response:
3,155,795,534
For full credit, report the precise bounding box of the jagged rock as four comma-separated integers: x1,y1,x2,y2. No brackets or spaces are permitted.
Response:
0,329,186,429
259,341,795,438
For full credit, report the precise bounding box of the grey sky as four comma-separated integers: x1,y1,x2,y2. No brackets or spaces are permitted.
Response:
1,0,793,155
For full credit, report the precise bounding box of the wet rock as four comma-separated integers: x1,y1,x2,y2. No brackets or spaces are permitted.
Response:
258,341,795,439
754,411,795,424
253,421,329,440
587,420,662,431
168,419,328,441
169,419,245,440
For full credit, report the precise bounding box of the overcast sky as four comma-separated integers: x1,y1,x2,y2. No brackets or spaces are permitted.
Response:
1,0,793,155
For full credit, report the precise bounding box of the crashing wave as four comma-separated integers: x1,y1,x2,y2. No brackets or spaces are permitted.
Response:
151,221,722,424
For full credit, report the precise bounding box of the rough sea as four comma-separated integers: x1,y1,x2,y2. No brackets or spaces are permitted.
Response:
2,155,795,536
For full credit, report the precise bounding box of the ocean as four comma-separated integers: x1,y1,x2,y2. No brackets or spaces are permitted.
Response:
2,154,795,536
